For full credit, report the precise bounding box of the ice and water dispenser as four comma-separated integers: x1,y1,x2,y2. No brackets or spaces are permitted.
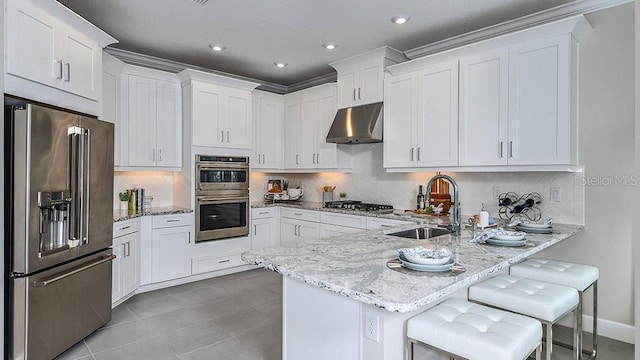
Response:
37,190,71,254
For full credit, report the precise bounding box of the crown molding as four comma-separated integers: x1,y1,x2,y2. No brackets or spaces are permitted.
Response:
404,0,633,59
104,47,288,94
287,72,337,93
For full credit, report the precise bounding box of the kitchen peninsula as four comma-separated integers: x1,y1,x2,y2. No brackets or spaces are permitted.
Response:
242,221,583,360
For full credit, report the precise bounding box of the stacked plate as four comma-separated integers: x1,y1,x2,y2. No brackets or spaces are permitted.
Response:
397,247,454,272
515,223,553,234
486,231,527,247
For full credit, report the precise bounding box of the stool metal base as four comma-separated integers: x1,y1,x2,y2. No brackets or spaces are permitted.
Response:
551,281,598,360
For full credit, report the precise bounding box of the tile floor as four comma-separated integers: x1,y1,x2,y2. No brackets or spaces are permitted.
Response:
56,269,633,360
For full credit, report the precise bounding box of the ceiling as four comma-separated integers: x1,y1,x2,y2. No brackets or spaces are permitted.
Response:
59,0,588,87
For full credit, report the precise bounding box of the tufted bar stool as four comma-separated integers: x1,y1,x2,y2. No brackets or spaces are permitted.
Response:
468,275,579,360
510,258,599,360
406,298,542,360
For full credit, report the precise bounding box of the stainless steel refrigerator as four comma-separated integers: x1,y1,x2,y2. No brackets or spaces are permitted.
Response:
4,96,115,360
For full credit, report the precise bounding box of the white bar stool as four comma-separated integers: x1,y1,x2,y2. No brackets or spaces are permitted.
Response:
468,275,579,360
510,258,599,360
406,298,542,360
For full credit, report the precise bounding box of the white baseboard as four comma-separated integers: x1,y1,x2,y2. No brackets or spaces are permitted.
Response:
135,264,258,294
557,314,635,344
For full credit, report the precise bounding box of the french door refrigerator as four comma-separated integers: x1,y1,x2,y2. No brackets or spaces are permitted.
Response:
4,96,115,360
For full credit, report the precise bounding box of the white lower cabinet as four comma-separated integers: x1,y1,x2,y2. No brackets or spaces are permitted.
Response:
281,218,320,247
112,219,140,305
319,223,363,238
147,213,193,284
251,207,280,249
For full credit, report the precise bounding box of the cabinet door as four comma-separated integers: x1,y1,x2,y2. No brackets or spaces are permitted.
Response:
260,98,284,168
252,218,273,250
360,62,383,105
60,29,100,100
284,99,301,168
127,75,157,166
151,227,192,283
252,99,261,168
111,236,126,303
337,70,358,108
225,88,252,149
299,221,320,242
383,72,417,168
101,54,124,165
315,86,338,168
122,233,140,297
280,218,299,247
416,60,459,167
300,95,317,168
155,80,182,167
508,35,572,165
6,0,59,89
459,50,509,166
192,83,223,147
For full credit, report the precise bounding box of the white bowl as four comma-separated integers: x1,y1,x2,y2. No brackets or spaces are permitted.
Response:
398,247,451,265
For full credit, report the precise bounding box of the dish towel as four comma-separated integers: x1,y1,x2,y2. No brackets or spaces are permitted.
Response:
508,216,553,228
471,228,526,243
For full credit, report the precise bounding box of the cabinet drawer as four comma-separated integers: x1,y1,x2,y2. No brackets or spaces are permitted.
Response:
366,216,415,230
251,207,276,219
152,213,193,229
113,218,140,238
320,212,366,229
191,254,246,274
280,208,320,222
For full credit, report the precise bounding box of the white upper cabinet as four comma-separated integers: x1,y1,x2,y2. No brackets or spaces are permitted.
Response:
508,35,574,165
179,69,259,150
120,65,182,170
384,15,590,171
101,53,125,165
459,49,509,166
384,60,458,168
283,83,347,170
4,0,117,115
330,47,406,109
253,91,284,169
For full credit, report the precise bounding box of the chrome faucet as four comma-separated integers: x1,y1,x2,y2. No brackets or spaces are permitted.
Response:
425,174,461,236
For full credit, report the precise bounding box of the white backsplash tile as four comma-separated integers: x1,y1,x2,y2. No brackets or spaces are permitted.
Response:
251,144,585,225
113,171,177,209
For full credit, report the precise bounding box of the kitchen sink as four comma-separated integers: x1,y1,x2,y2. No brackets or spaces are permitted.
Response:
387,227,452,240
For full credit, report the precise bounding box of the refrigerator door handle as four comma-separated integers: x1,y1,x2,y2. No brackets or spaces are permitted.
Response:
68,127,82,243
32,255,115,287
81,127,91,244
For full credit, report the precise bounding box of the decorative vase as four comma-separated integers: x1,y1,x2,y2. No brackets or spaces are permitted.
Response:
120,201,128,210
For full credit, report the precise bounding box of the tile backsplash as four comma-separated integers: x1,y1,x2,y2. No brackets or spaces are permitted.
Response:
113,171,176,209
251,144,585,225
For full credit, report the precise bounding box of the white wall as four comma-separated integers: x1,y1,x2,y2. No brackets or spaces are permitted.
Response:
537,2,635,335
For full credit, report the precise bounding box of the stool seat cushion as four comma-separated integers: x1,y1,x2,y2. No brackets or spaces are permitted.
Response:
468,275,579,322
510,258,599,291
408,298,541,360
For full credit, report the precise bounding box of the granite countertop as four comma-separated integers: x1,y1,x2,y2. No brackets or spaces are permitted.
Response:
252,201,450,225
241,223,583,313
113,206,193,222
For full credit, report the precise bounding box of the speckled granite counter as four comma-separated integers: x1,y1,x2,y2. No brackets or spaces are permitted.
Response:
252,201,447,224
242,223,583,312
113,206,193,222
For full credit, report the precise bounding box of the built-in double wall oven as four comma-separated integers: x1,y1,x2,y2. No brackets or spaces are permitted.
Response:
195,155,249,242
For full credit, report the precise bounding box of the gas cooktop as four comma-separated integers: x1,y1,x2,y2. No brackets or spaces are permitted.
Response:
324,200,394,213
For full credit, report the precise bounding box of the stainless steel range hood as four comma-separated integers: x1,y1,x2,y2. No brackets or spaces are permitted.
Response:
326,102,383,144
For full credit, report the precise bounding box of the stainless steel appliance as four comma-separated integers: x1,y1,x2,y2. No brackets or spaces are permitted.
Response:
4,97,115,360
326,102,383,144
324,200,394,214
195,155,249,242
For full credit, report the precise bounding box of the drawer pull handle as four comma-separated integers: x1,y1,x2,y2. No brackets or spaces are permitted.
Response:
218,259,231,264
258,211,268,215
120,225,131,230
166,219,181,222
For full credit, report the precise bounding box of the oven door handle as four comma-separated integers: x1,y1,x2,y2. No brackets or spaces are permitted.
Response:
197,165,249,171
197,197,248,202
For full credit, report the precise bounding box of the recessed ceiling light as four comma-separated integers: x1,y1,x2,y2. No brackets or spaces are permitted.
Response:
209,44,226,52
274,62,288,68
391,15,411,24
323,42,338,50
